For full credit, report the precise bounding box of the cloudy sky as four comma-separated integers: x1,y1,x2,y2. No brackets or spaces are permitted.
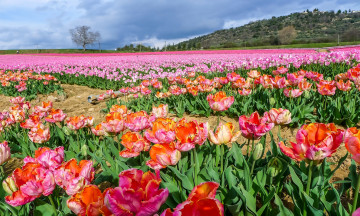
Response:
0,0,359,50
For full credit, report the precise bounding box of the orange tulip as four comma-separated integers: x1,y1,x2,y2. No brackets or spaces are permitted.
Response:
67,185,111,216
119,132,150,158
146,143,181,170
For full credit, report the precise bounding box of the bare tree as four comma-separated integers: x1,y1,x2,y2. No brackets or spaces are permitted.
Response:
69,26,101,51
278,26,297,45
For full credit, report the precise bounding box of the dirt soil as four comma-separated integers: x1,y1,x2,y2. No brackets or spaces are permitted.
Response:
0,84,351,181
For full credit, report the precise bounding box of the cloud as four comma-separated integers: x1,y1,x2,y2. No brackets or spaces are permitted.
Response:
0,0,359,49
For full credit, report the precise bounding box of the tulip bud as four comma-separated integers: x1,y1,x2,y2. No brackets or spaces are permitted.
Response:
269,98,276,106
267,157,283,177
326,77,332,81
2,177,18,194
62,126,71,136
81,144,88,157
252,144,263,160
304,90,311,99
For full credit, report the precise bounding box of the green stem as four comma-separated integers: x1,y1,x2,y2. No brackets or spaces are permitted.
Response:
249,138,255,161
193,147,198,186
0,165,4,179
352,170,360,214
250,159,255,176
48,195,57,216
220,144,224,175
303,160,314,216
246,139,251,158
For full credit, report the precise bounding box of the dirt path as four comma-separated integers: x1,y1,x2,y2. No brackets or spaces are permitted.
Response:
0,84,351,181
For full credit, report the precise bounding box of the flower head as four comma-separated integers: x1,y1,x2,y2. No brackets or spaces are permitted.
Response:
239,112,274,140
279,123,343,162
206,91,234,112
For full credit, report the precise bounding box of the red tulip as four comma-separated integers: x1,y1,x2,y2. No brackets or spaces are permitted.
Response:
175,119,209,151
160,182,224,216
239,112,274,140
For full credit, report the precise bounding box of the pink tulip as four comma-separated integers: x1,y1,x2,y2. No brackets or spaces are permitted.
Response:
45,108,67,123
125,111,152,132
206,91,234,112
23,146,64,170
20,114,41,129
145,118,176,144
9,96,25,104
28,124,50,144
0,141,11,165
102,112,125,135
264,108,292,125
104,169,169,216
316,80,336,96
283,87,303,98
5,163,55,207
34,101,53,113
239,111,274,140
279,123,343,162
54,159,94,196
152,104,168,118
238,88,252,96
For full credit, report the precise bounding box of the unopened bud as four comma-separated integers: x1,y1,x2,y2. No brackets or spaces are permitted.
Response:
2,177,18,194
252,144,263,160
267,157,283,177
62,126,71,136
304,90,311,99
81,144,88,157
269,98,276,106
326,77,332,81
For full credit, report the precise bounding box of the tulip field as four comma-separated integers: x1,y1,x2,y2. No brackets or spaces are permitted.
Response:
2,48,360,215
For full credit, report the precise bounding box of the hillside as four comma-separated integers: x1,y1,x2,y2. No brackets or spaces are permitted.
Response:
175,10,360,49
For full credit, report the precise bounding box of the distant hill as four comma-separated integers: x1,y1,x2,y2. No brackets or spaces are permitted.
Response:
175,9,360,49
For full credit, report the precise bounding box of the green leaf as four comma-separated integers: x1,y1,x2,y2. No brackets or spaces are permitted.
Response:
239,185,257,215
288,166,304,192
167,166,194,191
274,193,294,216
33,199,56,216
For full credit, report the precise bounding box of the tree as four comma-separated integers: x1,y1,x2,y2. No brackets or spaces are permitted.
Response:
278,26,297,44
69,26,101,51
